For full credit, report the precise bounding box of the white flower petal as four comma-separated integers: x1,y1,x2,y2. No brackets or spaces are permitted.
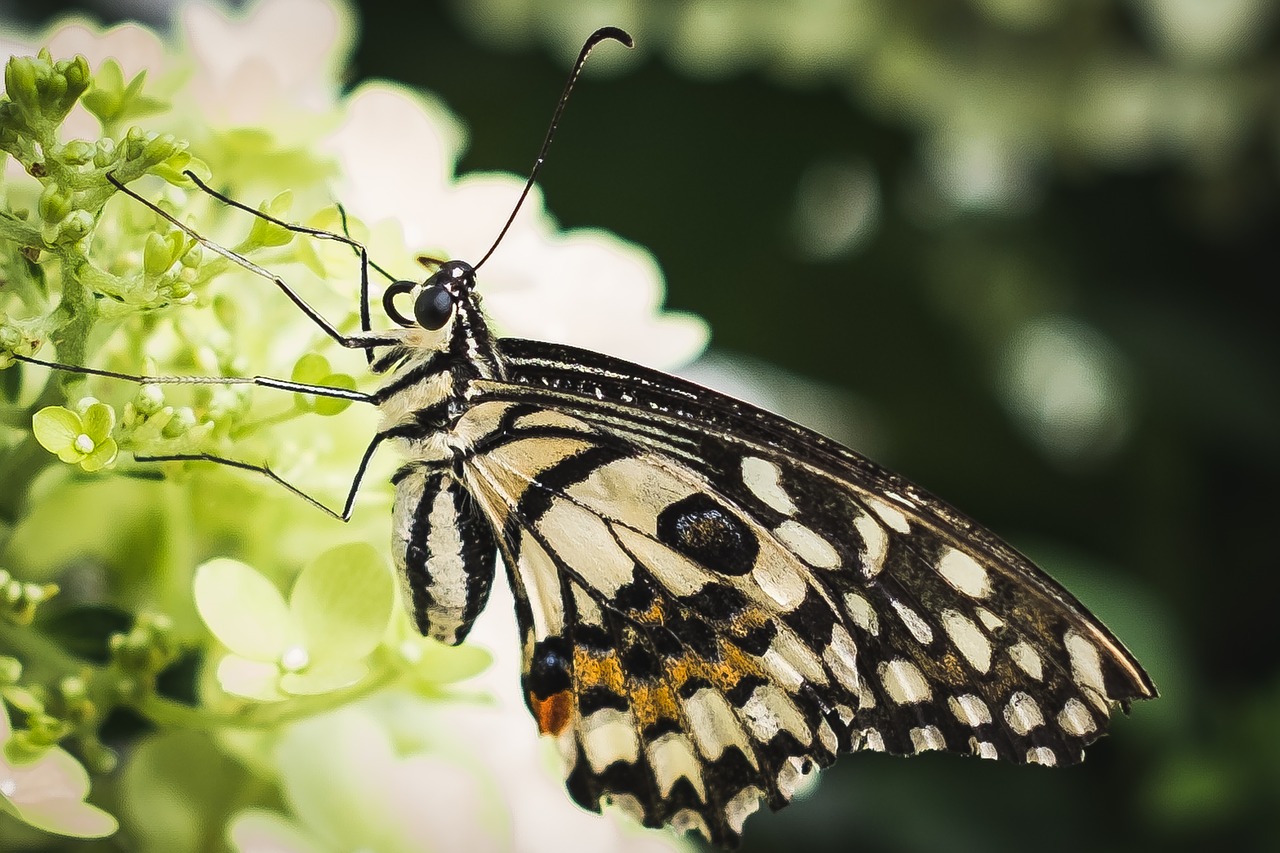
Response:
216,656,287,702
4,747,91,804
11,797,118,838
228,807,328,853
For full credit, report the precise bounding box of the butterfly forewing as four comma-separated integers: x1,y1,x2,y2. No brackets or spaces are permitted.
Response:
422,338,1156,847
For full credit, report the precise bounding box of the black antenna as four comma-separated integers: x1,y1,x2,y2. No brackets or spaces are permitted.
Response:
472,26,634,271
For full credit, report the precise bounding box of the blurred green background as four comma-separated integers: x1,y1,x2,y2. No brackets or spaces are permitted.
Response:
5,0,1279,850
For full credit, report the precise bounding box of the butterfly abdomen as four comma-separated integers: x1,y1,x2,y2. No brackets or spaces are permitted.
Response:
391,466,497,645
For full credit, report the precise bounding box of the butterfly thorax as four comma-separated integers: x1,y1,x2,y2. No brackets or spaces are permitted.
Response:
371,278,505,464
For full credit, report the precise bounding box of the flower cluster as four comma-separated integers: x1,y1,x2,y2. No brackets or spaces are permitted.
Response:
0,0,701,849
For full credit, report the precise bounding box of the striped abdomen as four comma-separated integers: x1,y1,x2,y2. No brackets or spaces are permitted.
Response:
391,467,497,645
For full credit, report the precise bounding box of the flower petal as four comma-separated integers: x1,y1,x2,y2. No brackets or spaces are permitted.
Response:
80,402,115,443
228,807,327,853
79,438,118,472
11,797,118,838
290,543,392,663
409,640,491,686
5,746,91,803
279,660,366,696
195,559,292,660
216,656,287,702
31,407,81,454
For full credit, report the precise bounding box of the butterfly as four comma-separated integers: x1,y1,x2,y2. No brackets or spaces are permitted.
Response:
14,26,1156,849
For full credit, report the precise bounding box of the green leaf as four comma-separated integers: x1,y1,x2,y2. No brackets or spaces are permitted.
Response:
290,353,331,385
193,559,291,660
81,58,124,124
314,374,356,416
290,542,392,664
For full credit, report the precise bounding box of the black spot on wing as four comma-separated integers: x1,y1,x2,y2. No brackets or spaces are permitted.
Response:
656,493,759,576
525,637,573,701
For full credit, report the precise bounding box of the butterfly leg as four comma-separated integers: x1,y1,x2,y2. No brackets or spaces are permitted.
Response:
138,434,384,522
106,172,399,357
14,354,374,404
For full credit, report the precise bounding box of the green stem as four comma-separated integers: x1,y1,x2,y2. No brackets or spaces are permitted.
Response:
229,404,304,440
0,612,85,676
0,378,63,526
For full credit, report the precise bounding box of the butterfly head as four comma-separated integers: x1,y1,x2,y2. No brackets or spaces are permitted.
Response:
382,260,477,332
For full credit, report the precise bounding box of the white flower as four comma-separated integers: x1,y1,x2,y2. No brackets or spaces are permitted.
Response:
180,0,354,131
0,703,118,839
322,80,708,368
228,705,504,853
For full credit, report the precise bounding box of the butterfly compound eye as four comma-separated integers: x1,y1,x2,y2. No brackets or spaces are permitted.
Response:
414,283,455,330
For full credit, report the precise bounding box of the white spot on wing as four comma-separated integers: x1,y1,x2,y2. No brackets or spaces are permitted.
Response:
852,510,888,577
1008,641,1044,680
741,457,798,515
670,809,711,841
879,659,932,704
936,547,992,598
604,792,645,824
751,549,807,610
948,694,992,727
970,738,999,760
1057,698,1097,737
866,496,910,533
647,732,706,801
741,684,811,745
890,598,934,644
1027,746,1057,766
1004,691,1045,736
817,720,838,754
581,707,640,773
725,786,763,835
940,609,992,673
975,608,1005,631
775,520,841,569
684,689,757,767
762,628,829,688
1065,631,1109,708
843,592,880,635
910,725,947,752
823,625,860,689
776,756,814,801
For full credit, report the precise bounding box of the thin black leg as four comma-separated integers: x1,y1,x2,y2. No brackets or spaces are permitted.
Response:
136,433,384,521
334,201,401,366
106,172,399,352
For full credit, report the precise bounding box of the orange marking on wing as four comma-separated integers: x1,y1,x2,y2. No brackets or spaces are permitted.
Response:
573,647,626,694
532,689,574,735
631,680,680,729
